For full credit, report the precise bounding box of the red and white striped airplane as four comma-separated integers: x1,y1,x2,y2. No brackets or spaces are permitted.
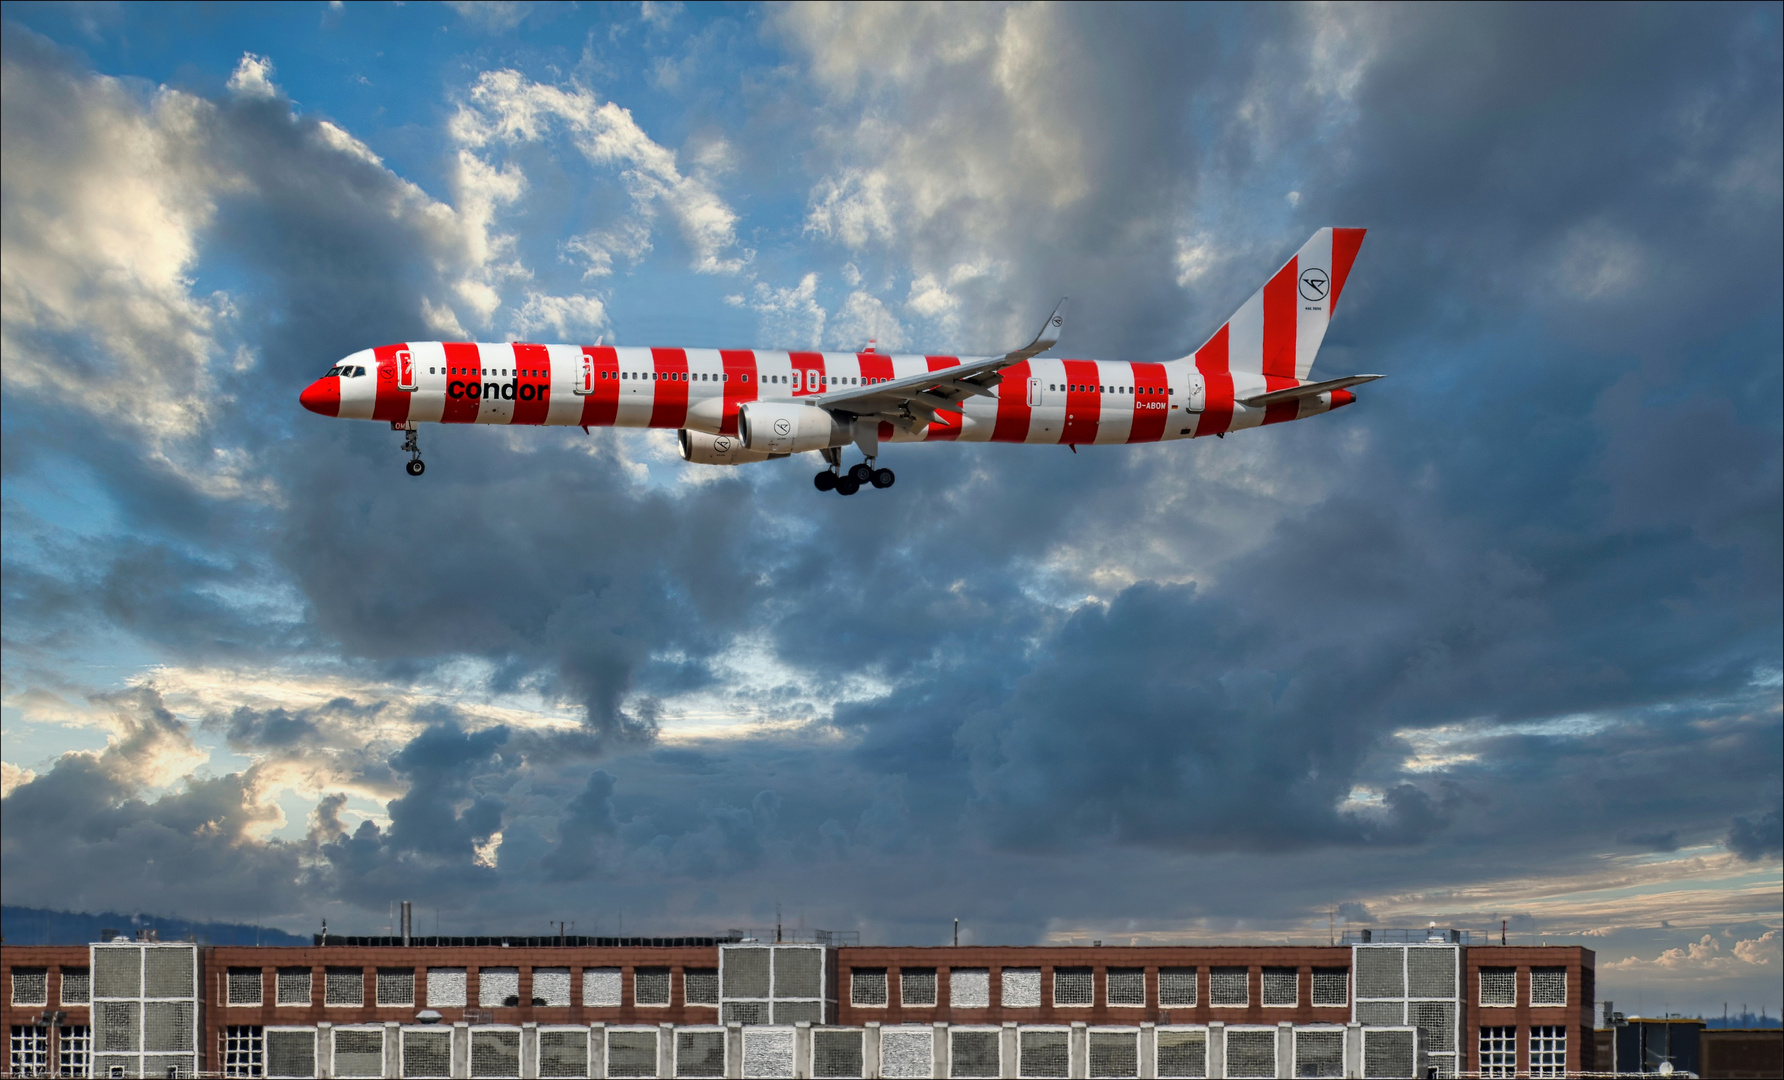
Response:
300,228,1375,494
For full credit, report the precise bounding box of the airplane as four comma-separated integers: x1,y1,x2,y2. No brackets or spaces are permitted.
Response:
299,228,1377,494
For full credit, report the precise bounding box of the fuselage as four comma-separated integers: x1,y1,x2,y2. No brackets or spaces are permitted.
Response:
297,343,1353,445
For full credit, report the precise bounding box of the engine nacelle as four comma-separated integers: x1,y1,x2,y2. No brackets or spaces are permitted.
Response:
737,401,846,454
678,429,779,465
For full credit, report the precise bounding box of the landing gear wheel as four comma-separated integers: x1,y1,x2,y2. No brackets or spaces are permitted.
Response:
406,459,426,476
814,470,837,492
871,468,895,489
835,475,861,496
848,462,874,484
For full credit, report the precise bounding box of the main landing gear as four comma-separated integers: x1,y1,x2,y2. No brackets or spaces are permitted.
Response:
400,424,425,476
814,450,894,496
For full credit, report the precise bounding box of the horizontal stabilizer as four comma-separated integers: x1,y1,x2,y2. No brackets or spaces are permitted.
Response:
1238,373,1383,408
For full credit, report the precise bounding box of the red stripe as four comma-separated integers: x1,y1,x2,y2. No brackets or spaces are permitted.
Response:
990,360,1032,443
1194,325,1233,437
857,352,896,385
1126,361,1169,443
788,351,825,397
925,355,961,372
372,343,412,424
440,343,481,423
1060,358,1101,446
1329,388,1355,410
1329,229,1366,311
510,343,551,425
648,348,689,428
1262,258,1298,381
719,350,759,435
578,346,620,427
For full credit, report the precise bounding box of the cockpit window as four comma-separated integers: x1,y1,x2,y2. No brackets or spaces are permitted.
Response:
353,366,366,377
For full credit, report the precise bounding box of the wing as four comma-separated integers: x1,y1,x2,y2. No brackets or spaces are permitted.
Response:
813,299,1067,424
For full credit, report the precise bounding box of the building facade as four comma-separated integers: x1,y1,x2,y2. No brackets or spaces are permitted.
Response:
4,934,1593,1077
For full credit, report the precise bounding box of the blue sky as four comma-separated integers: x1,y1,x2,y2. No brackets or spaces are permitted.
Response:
2,1,1780,1018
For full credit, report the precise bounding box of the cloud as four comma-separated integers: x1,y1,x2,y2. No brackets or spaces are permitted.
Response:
1728,807,1783,862
1604,930,1781,976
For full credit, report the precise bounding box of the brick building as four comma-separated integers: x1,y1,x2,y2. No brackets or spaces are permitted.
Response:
4,930,1593,1077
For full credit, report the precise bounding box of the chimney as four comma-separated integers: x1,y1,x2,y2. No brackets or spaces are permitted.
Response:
401,901,412,946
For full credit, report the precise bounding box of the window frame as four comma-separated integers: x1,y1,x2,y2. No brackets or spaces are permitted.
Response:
849,968,889,1008
1478,968,1516,1007
1051,967,1094,1008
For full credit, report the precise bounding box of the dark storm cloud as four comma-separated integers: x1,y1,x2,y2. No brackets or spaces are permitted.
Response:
1,3,1778,952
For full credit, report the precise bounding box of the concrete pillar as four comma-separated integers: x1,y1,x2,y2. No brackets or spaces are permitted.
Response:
1070,1021,1088,1079
384,1021,401,1079
725,1022,743,1080
863,1022,881,1080
1139,1022,1156,1079
450,1022,469,1080
520,1022,537,1079
659,1023,675,1080
1206,1021,1224,1080
1276,1023,1293,1079
589,1023,606,1080
934,1022,950,1079
1001,1022,1019,1079
794,1021,812,1079
317,1021,334,1080
1343,1022,1363,1080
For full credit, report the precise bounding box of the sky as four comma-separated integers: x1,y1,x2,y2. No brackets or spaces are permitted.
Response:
1,0,1779,1019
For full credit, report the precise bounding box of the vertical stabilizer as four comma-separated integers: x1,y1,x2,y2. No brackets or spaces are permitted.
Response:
1189,228,1365,380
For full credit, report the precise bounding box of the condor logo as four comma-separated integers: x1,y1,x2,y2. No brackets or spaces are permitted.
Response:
448,379,548,402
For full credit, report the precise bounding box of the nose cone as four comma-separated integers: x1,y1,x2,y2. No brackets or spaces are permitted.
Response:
299,377,340,417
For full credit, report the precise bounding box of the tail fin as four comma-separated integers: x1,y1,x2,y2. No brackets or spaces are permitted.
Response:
1188,228,1365,381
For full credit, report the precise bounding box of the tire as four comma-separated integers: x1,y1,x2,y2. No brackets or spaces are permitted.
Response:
848,462,874,484
814,470,837,491
836,475,861,495
871,468,895,489
406,459,426,476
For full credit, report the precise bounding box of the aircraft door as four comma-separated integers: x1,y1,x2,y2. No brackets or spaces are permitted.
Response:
1028,377,1042,407
396,348,416,391
806,369,821,393
575,351,596,395
1186,372,1206,413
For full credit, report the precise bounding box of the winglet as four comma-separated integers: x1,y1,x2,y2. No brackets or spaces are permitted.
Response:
1032,298,1067,354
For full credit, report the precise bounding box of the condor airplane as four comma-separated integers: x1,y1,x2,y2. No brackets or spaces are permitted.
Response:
300,228,1376,494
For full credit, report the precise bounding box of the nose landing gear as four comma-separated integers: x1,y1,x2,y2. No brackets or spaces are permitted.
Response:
400,424,424,476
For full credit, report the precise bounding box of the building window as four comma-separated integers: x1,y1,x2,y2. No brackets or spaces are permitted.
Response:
276,968,311,1006
1530,968,1566,1006
1209,967,1249,1007
1479,968,1515,1006
228,968,264,1006
1312,967,1348,1006
1479,1025,1516,1078
634,968,671,1007
12,968,48,1006
1158,968,1198,1007
851,969,888,1007
1107,969,1144,1007
426,967,467,1008
685,969,719,1006
61,968,92,1006
222,1025,265,1077
376,969,414,1006
10,1025,49,1074
479,967,519,1008
950,968,990,1008
532,967,571,1007
1529,1025,1566,1077
1262,968,1298,1007
324,968,363,1007
583,968,622,1008
59,1025,91,1076
1052,968,1093,1007
1002,968,1040,1009
900,969,937,1007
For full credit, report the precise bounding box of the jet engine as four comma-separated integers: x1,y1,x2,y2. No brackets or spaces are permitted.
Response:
737,402,847,454
678,429,780,465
